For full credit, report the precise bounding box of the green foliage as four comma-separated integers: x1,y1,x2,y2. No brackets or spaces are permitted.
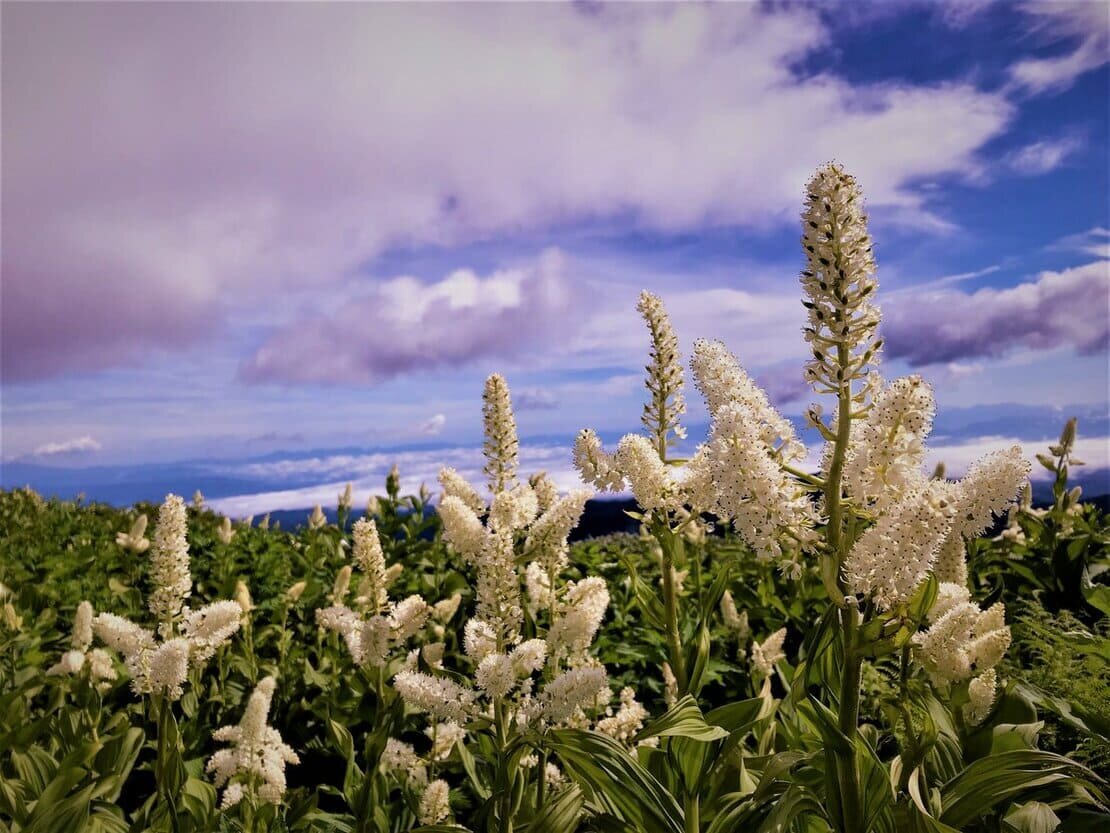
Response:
0,457,1107,831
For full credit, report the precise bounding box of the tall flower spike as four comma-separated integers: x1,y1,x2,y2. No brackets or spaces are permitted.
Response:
705,401,815,565
690,339,804,461
842,375,935,512
637,291,686,458
482,374,519,495
800,164,882,394
207,676,299,808
148,494,191,633
934,446,1030,585
438,467,487,514
843,480,956,610
572,429,624,492
352,518,388,614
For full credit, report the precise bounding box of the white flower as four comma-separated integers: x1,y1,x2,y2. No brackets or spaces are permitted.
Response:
148,495,191,631
72,600,94,652
352,518,388,613
965,669,998,726
483,373,519,494
433,592,463,623
615,434,680,514
548,577,609,663
842,375,935,512
799,164,882,393
381,738,428,785
425,722,466,761
116,514,150,553
541,665,609,724
704,401,815,564
330,565,352,605
463,619,498,662
179,601,242,665
934,446,1030,586
637,290,686,453
146,638,191,700
207,677,299,808
473,532,523,645
524,490,591,575
338,482,353,512
489,484,540,534
572,429,624,492
510,639,548,677
751,628,787,679
308,504,327,529
529,472,561,513
524,561,554,615
595,687,649,744
691,339,803,460
419,779,451,825
393,671,474,723
843,481,956,610
914,601,1010,685
476,653,517,697
438,496,489,562
233,581,252,615
389,595,430,641
662,662,678,707
438,467,486,514
216,516,236,546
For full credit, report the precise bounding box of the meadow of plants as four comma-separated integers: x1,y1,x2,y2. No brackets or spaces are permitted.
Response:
1,165,1108,833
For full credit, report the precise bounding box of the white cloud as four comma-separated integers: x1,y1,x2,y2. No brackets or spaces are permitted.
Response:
419,414,447,436
209,443,582,517
1051,227,1110,259
1005,136,1083,175
34,435,102,456
4,2,1015,380
926,434,1109,480
1009,2,1110,94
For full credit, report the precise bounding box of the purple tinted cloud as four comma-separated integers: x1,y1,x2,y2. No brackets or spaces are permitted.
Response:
239,250,576,385
1,2,1015,381
884,260,1109,366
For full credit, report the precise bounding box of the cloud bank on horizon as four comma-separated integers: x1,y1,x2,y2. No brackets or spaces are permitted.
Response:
1,1,1107,494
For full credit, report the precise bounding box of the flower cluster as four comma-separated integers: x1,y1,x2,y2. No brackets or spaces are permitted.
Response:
840,374,1029,610
637,290,687,456
92,494,242,700
316,516,436,667
207,676,300,809
46,600,117,690
799,163,882,394
394,372,633,805
115,513,150,554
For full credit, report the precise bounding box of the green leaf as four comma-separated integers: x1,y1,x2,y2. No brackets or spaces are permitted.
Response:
939,750,1106,828
527,783,584,833
1002,801,1061,833
636,695,728,744
548,729,684,833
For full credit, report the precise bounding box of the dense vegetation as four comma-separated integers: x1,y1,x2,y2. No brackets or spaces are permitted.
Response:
3,434,1107,832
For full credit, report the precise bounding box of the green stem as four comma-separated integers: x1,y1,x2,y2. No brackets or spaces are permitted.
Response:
658,526,688,694
836,606,863,832
494,698,514,833
535,748,547,811
684,793,700,833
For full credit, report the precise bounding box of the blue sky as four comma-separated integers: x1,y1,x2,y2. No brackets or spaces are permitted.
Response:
1,1,1108,512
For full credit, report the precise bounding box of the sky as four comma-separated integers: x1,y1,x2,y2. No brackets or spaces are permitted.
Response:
1,1,1108,514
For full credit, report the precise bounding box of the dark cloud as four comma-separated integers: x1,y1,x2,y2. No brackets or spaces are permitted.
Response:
884,261,1108,366
514,388,559,411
